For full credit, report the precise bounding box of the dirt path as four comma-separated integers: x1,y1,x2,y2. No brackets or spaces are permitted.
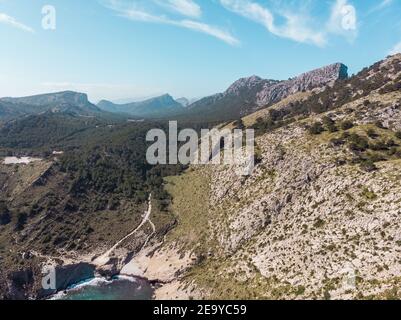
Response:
142,213,156,249
94,194,153,266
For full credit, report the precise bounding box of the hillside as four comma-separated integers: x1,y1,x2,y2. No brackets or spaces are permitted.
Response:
1,55,401,300
133,54,401,300
0,114,189,299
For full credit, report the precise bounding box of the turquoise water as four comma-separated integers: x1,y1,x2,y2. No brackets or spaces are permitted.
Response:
56,276,153,300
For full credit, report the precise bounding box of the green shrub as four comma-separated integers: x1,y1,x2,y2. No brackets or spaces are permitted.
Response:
369,140,388,151
360,159,378,172
0,212,11,225
367,152,386,162
234,119,245,130
348,133,369,151
309,122,324,135
341,121,354,130
314,218,325,228
322,116,338,132
0,201,11,226
15,212,28,231
386,139,396,147
367,129,378,139
361,187,378,200
375,121,385,129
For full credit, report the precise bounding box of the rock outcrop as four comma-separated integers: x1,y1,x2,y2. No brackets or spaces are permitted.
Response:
256,63,348,106
1,91,91,108
186,63,348,120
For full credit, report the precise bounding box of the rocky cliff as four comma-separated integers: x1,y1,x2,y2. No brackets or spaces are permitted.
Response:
1,91,91,108
256,63,348,106
147,54,401,300
0,91,102,120
186,63,348,120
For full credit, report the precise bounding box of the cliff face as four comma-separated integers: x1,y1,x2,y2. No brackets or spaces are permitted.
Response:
1,91,91,108
186,63,348,120
0,91,101,119
149,55,401,300
256,63,348,106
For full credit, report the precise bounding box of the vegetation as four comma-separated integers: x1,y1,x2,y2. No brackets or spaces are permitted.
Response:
249,59,401,136
323,116,338,133
325,121,401,172
309,122,325,135
340,120,354,131
0,201,11,225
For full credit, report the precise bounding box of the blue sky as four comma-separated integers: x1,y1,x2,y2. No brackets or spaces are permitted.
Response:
0,0,401,102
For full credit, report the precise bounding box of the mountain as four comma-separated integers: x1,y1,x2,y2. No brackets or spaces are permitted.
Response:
1,91,91,108
97,94,184,118
135,54,401,300
185,63,348,120
2,55,401,300
176,97,190,107
0,91,102,121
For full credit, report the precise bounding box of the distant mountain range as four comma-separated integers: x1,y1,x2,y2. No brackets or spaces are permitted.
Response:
0,91,102,121
0,62,348,122
97,94,184,118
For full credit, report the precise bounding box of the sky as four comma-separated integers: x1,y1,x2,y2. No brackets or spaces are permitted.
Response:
0,0,401,103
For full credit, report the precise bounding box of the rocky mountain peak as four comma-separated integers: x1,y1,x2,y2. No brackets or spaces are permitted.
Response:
225,75,268,96
186,62,349,120
256,63,348,106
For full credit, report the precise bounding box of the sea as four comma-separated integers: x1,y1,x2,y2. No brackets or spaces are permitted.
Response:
51,275,153,300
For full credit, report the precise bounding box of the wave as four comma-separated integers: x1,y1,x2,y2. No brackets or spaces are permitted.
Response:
48,277,113,300
114,275,139,283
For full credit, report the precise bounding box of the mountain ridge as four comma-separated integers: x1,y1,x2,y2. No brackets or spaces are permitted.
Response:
0,63,348,122
0,91,102,121
97,93,184,118
185,63,348,120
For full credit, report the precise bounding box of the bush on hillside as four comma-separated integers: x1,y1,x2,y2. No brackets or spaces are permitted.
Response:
340,120,354,131
308,122,324,135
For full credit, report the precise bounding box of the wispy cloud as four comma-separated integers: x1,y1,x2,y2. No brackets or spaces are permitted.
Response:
378,0,393,10
219,0,326,47
102,0,239,46
366,0,394,16
155,0,202,18
0,12,34,33
220,0,359,47
389,41,401,55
